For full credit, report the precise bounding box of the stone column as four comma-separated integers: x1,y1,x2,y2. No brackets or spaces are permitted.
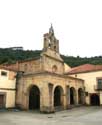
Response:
66,85,70,109
99,92,102,105
82,89,86,105
48,83,54,112
75,89,78,105
40,83,54,113
63,93,67,110
22,91,28,110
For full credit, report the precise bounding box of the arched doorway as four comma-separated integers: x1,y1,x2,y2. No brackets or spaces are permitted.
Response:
90,94,100,106
78,88,84,104
54,86,63,107
70,87,76,105
29,85,40,110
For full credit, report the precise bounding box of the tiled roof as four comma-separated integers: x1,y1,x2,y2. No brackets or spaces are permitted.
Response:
0,66,17,72
18,56,40,63
66,64,102,74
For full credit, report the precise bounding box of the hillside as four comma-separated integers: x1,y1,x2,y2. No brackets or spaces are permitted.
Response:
0,48,102,67
0,48,41,64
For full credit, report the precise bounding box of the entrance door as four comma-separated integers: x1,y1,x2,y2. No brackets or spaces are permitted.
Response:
70,87,76,105
54,86,64,107
54,87,61,106
90,94,100,106
29,85,40,110
0,95,4,108
78,88,83,104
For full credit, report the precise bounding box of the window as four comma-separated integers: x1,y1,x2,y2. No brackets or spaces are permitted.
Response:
54,46,56,51
52,65,57,73
75,74,77,77
85,92,88,96
1,71,7,76
49,43,51,48
97,79,102,85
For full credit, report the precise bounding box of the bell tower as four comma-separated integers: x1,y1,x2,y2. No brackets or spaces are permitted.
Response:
41,24,64,74
43,24,59,53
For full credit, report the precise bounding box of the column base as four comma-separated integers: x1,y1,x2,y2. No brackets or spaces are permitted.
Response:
40,106,55,113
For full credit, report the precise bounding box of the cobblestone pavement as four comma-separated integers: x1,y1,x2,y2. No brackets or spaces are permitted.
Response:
0,106,102,125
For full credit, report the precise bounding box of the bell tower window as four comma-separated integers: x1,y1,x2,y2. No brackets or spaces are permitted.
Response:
43,24,59,53
54,46,56,51
49,43,51,48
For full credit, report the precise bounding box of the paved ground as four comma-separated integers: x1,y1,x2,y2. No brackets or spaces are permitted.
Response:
0,106,102,125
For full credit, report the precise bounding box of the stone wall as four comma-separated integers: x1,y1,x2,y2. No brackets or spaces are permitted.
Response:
16,73,84,112
18,59,41,73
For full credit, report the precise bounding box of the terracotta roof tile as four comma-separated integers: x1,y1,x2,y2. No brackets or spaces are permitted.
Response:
0,66,17,72
66,64,102,74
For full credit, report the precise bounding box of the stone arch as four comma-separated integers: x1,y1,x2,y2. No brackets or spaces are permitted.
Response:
70,87,77,105
90,94,100,106
54,86,64,107
78,88,84,104
28,85,40,110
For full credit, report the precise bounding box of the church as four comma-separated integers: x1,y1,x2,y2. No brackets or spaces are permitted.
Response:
0,25,85,112
15,25,85,112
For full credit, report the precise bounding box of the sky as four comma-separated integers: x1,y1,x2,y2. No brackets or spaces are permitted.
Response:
0,0,102,57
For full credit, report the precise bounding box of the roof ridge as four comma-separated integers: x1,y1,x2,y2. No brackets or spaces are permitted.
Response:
67,64,102,74
69,63,94,71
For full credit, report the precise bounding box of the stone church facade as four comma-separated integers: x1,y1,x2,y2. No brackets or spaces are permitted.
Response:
2,26,85,112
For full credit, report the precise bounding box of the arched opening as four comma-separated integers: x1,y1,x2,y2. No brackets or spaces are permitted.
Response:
29,85,40,110
54,46,56,51
78,88,84,104
90,94,100,106
54,86,63,107
70,87,76,105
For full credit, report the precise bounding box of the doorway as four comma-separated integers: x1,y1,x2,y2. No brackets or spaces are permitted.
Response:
29,85,40,110
0,95,5,108
54,86,63,107
70,87,76,105
90,94,100,106
78,88,84,104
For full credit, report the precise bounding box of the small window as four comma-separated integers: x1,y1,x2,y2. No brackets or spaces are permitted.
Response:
49,43,51,48
54,46,56,50
85,92,88,96
52,65,57,73
1,71,7,76
97,79,102,85
75,74,77,77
